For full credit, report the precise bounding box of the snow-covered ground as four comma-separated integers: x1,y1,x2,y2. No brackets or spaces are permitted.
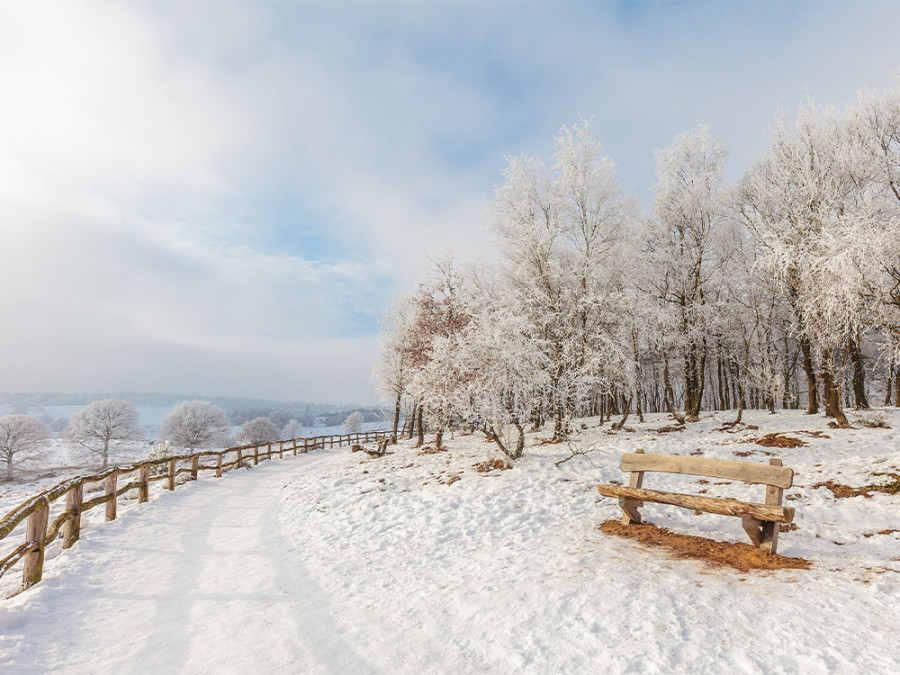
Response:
0,409,898,673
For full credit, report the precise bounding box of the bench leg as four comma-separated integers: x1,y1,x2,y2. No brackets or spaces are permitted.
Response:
619,497,643,525
760,521,780,555
741,514,763,547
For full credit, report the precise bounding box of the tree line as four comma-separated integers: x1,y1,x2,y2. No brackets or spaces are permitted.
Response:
375,82,900,459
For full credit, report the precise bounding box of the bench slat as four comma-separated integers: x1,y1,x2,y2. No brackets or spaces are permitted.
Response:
620,453,793,489
596,485,794,523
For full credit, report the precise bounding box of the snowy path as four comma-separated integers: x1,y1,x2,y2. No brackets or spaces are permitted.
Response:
0,454,375,673
1,411,900,673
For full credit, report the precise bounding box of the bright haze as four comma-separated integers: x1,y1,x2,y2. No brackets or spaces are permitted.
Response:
1,1,897,405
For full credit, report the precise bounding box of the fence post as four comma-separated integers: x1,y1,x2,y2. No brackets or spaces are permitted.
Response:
216,453,223,478
267,443,272,461
236,448,243,469
62,481,83,549
167,459,176,490
23,498,49,588
278,441,284,459
292,439,297,456
254,446,259,466
138,466,150,503
191,454,199,480
105,471,118,521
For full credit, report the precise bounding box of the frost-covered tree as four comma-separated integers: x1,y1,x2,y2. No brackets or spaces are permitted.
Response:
237,417,279,446
374,298,415,443
65,399,143,468
282,419,303,439
454,270,547,458
0,414,48,478
159,400,229,452
737,100,872,425
404,254,474,448
491,121,632,438
342,411,364,434
641,125,734,421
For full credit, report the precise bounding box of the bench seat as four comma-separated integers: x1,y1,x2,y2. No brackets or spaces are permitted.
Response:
596,484,794,523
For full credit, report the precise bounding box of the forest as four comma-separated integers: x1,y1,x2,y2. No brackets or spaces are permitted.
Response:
376,83,900,459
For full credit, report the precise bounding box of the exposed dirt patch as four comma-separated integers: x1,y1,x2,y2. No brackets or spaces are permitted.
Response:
733,450,753,457
863,529,900,538
749,433,806,448
599,520,811,572
418,446,447,455
656,425,685,434
474,459,511,473
814,473,900,498
537,437,567,445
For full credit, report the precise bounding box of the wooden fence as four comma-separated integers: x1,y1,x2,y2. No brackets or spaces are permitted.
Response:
0,429,392,593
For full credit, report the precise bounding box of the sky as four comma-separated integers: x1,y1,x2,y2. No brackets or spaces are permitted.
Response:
1,1,899,406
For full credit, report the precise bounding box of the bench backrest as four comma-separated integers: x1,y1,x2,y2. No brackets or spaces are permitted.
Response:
620,453,793,489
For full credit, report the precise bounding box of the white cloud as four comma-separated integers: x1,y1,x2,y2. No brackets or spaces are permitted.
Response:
1,1,899,403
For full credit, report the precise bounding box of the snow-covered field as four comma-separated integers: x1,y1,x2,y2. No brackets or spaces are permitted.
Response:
0,409,898,673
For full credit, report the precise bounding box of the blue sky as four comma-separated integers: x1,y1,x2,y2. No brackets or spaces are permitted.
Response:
1,1,899,404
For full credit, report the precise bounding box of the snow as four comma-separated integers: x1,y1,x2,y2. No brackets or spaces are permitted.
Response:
0,409,898,673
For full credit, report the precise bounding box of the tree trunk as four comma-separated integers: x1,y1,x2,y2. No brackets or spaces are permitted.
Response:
6,456,12,479
885,365,894,407
102,440,109,469
434,430,444,449
391,393,401,444
415,407,424,448
848,336,869,410
800,337,819,415
512,418,525,459
612,395,632,430
662,352,675,414
896,367,900,407
822,349,849,426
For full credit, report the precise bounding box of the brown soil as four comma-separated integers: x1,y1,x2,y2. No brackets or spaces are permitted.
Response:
813,474,900,499
599,520,811,573
418,446,447,455
863,529,900,538
751,433,806,448
474,459,511,473
656,425,685,434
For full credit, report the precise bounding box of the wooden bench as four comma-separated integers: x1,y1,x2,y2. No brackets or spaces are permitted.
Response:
597,450,794,555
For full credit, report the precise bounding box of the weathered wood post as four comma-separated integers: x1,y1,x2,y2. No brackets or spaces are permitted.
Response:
105,471,118,521
236,448,243,469
23,498,49,588
138,466,150,503
620,449,645,526
761,458,785,555
167,458,176,490
190,454,199,480
62,480,83,549
254,446,259,466
292,439,298,456
278,441,284,459
215,453,223,478
267,443,272,461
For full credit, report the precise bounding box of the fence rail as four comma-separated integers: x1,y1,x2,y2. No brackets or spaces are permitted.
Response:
0,429,393,594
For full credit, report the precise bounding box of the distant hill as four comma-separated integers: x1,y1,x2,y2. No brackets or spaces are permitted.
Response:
0,392,387,429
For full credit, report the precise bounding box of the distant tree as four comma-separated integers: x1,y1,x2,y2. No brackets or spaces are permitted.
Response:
65,399,143,469
158,400,229,453
282,419,303,439
342,411,364,434
0,415,48,478
267,409,295,429
237,417,279,446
